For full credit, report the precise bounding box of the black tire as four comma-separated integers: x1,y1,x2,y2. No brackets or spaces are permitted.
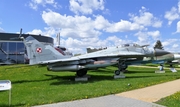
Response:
76,69,87,77
114,70,120,75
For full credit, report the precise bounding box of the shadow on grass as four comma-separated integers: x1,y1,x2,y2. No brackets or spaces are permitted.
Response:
11,69,172,85
89,69,114,74
126,75,157,79
125,70,155,73
47,72,163,85
12,78,54,84
47,74,115,85
0,104,25,107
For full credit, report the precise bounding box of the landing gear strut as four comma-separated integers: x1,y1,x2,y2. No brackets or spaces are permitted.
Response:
159,64,164,71
155,64,165,73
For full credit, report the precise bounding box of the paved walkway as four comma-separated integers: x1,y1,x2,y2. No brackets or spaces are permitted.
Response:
116,79,180,103
33,95,164,107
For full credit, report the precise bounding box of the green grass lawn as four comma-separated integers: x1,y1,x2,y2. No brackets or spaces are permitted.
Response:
0,65,180,107
156,91,180,107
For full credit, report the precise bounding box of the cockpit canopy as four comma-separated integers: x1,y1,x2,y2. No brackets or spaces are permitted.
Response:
120,43,141,47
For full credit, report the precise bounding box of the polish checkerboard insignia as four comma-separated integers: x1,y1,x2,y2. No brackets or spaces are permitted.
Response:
36,47,42,53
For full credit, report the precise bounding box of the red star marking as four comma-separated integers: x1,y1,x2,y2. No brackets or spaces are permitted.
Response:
36,47,42,53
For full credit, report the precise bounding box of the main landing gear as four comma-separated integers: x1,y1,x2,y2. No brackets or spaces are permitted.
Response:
159,64,164,71
114,61,127,79
75,69,90,81
155,64,165,73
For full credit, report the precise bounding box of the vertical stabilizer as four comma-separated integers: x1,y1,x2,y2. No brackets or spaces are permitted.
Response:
23,36,68,65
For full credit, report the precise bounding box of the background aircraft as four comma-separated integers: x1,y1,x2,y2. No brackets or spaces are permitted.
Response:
22,36,171,77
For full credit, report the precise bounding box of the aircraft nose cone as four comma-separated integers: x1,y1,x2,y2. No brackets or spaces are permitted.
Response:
174,54,180,60
154,49,171,56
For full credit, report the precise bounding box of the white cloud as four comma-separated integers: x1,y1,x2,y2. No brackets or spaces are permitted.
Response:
0,22,4,32
94,15,111,30
41,8,161,40
161,39,180,52
130,7,162,28
147,30,160,40
164,1,180,25
27,29,43,35
42,10,102,39
152,18,163,28
0,27,4,32
57,35,132,54
134,30,161,45
173,44,179,48
134,31,149,44
106,35,132,46
106,20,144,32
26,27,57,37
69,0,105,15
40,9,164,53
94,15,144,33
176,21,180,33
29,0,58,10
162,39,178,47
164,7,179,25
39,5,167,54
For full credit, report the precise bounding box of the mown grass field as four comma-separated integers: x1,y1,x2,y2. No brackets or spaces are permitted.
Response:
0,65,180,107
156,91,180,107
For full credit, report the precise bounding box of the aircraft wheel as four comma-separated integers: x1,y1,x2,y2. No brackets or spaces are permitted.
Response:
114,70,120,75
76,69,87,77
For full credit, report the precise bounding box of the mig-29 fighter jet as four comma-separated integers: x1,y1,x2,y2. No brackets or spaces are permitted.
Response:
21,36,171,78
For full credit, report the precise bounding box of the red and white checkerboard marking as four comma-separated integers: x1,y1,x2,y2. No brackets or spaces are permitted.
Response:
36,47,42,53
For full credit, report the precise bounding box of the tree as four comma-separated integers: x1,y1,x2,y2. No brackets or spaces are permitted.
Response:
154,40,164,50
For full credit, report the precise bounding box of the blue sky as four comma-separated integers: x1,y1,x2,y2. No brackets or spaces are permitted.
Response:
0,0,180,54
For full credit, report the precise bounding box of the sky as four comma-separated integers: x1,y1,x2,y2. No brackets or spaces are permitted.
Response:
0,0,180,54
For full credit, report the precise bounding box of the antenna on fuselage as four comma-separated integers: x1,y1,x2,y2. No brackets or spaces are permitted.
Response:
56,32,60,47
10,28,23,40
19,28,22,37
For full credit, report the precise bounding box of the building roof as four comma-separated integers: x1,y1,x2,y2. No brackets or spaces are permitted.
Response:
0,32,53,44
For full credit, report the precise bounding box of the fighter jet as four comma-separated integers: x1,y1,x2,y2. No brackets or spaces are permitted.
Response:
21,36,171,77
